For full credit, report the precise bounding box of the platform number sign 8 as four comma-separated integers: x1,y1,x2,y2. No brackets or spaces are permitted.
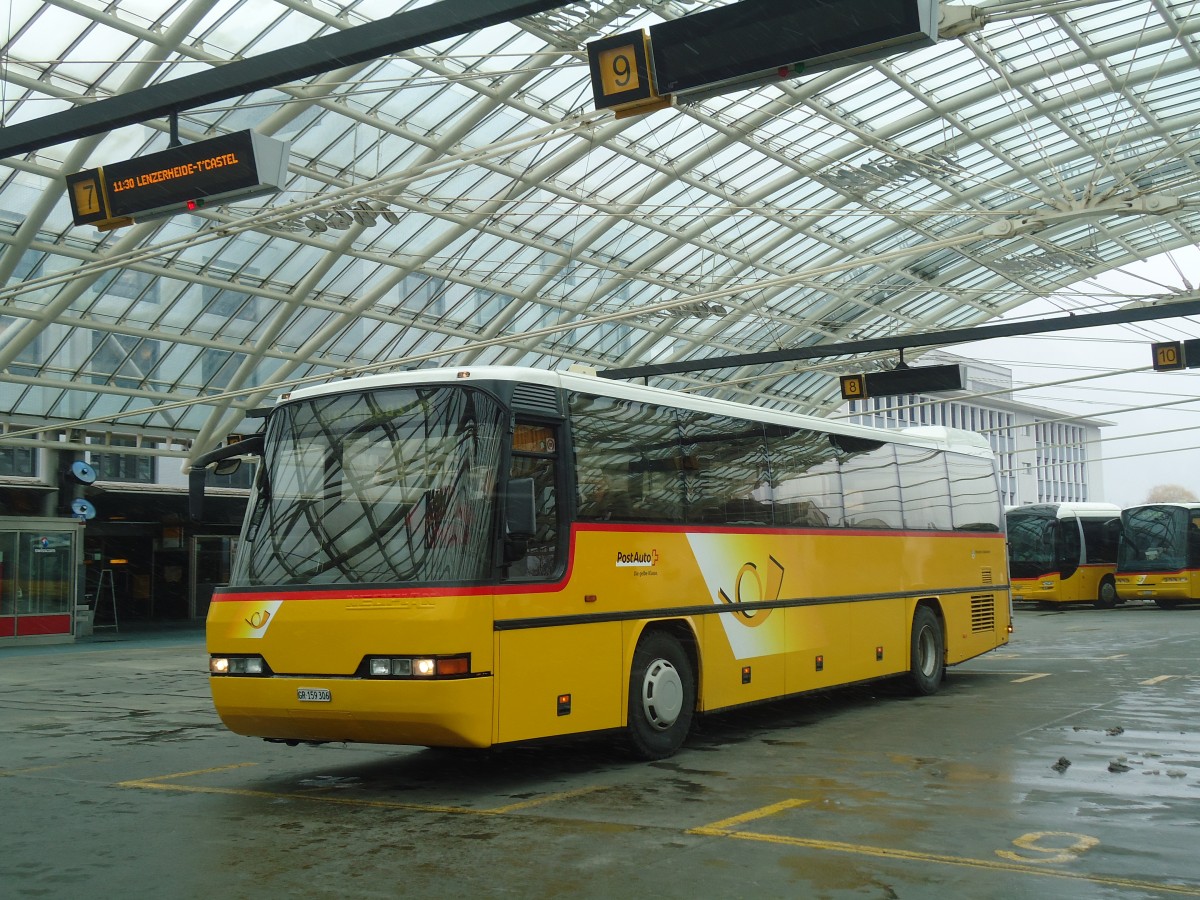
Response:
839,374,867,400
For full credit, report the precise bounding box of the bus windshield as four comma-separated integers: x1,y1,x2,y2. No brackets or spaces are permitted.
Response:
1006,511,1056,578
233,385,507,587
1118,505,1191,573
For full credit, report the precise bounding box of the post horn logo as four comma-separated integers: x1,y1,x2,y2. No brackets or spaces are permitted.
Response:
718,557,785,627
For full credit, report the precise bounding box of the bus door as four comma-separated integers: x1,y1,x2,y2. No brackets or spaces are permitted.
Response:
1055,516,1083,599
497,419,621,743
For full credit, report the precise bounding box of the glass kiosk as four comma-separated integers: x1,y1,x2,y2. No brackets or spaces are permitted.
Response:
0,518,84,644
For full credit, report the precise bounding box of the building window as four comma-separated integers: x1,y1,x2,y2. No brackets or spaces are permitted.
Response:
88,434,154,483
0,443,36,477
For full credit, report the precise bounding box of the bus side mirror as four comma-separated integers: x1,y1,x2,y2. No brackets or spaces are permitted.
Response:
214,457,242,477
505,477,537,539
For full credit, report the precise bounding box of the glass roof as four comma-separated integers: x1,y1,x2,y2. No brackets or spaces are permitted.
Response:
4,0,1200,461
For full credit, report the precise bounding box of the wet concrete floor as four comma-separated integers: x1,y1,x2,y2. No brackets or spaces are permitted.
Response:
2,605,1199,899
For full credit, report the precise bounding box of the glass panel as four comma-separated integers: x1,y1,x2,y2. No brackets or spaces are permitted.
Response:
0,443,36,477
764,424,842,527
1006,510,1056,578
508,441,559,579
1080,517,1120,565
0,531,17,618
896,445,952,530
235,385,507,586
570,392,684,523
1119,505,1188,572
947,454,1002,532
678,412,771,526
19,530,73,615
840,442,903,529
89,434,155,483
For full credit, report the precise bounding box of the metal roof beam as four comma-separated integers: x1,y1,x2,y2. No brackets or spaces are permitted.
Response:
599,294,1200,380
0,0,571,159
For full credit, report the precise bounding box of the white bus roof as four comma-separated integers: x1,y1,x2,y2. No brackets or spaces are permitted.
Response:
1006,502,1122,519
280,365,995,459
1123,502,1200,512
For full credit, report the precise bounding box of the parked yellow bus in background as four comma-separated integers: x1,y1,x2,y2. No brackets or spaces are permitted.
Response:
195,366,1011,759
1115,502,1200,609
1006,502,1122,609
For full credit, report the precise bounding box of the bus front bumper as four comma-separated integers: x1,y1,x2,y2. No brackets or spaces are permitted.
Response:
210,674,495,748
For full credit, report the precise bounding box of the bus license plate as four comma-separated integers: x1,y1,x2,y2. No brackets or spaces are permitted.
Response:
297,688,331,702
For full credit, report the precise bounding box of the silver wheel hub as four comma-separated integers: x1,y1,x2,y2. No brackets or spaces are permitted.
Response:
917,627,937,676
640,658,683,730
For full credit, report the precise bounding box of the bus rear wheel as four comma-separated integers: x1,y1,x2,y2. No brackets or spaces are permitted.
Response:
1094,577,1118,609
908,606,944,696
625,631,695,760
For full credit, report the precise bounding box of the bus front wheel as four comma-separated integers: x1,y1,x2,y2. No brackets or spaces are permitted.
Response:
625,631,695,760
908,606,945,696
1095,577,1118,609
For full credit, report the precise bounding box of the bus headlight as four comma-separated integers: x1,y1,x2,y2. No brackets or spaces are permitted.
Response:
364,655,469,678
209,655,267,675
369,658,414,677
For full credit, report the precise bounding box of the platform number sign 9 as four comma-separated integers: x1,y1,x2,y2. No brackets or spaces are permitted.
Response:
600,44,640,95
587,30,657,111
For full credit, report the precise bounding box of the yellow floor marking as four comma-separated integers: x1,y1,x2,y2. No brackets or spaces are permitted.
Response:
119,764,603,816
117,762,259,786
1,761,90,777
1140,675,1179,686
689,798,810,833
121,779,485,814
1012,673,1051,683
488,785,605,814
689,803,1200,897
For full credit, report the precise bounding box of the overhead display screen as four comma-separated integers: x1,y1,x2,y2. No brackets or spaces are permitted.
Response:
649,0,936,96
66,130,289,229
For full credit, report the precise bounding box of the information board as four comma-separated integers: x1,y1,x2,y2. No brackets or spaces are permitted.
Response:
66,130,289,229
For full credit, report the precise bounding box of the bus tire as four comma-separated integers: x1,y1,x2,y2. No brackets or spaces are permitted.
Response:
1094,577,1118,609
1154,598,1181,610
625,631,695,760
908,605,944,696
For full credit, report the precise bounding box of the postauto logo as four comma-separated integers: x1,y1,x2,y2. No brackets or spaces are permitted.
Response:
615,549,658,568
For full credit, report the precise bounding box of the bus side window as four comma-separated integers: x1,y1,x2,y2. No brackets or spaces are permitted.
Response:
509,422,561,578
946,453,1001,532
1189,519,1200,567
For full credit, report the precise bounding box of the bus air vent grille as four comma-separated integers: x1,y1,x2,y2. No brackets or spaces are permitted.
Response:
970,594,996,632
512,382,561,415
981,567,993,585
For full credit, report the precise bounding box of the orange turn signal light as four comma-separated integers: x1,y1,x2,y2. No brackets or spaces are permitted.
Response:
435,656,470,676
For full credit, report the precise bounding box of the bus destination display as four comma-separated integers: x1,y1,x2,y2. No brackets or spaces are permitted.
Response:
66,130,289,230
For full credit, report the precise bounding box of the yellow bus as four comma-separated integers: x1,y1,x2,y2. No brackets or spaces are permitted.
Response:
1006,502,1122,609
1115,502,1200,609
196,366,1011,759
